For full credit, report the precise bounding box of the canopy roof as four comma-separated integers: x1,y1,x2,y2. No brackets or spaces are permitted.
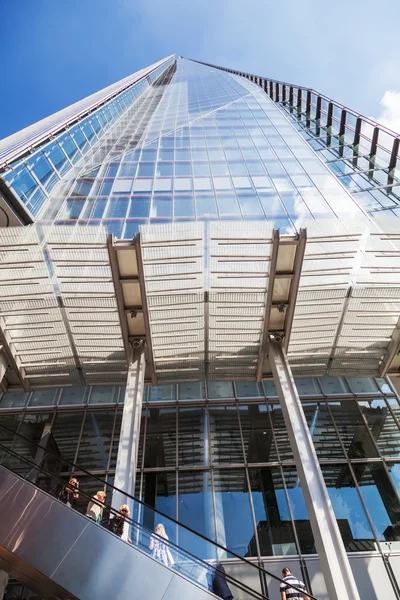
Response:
0,220,399,390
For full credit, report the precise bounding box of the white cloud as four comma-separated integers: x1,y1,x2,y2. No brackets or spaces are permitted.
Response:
373,90,400,135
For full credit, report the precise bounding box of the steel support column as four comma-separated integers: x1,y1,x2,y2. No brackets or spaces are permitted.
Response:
113,341,146,523
268,336,361,600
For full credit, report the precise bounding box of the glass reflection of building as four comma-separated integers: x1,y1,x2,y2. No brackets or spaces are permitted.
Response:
1,56,400,598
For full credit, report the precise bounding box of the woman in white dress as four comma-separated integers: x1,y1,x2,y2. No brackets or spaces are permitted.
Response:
149,523,174,567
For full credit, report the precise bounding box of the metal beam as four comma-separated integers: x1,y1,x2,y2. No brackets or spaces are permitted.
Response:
379,317,400,377
256,230,280,382
134,233,157,386
0,318,29,391
106,234,131,363
269,337,361,600
283,228,307,352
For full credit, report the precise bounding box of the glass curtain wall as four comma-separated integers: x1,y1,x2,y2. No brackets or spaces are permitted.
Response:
2,376,400,563
50,58,367,239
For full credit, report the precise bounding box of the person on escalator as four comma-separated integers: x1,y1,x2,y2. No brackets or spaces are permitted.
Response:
211,563,234,600
149,523,174,568
57,477,79,508
108,504,132,542
86,490,106,524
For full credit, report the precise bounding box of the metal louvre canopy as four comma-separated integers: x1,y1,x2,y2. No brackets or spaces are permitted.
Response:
139,222,205,382
285,219,400,378
0,220,399,390
0,225,127,389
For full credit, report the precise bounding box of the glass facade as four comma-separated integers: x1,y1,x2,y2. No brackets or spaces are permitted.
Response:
1,58,174,217
1,376,400,563
48,59,366,237
1,56,400,598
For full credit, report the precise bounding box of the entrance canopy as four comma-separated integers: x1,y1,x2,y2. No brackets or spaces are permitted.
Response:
0,220,399,390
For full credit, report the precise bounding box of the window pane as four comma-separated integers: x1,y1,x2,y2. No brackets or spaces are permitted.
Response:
144,408,176,468
330,400,379,459
141,471,177,542
178,470,215,558
283,467,315,554
209,406,243,464
321,464,376,551
59,386,87,405
52,411,84,463
148,385,176,402
29,389,59,407
178,407,207,466
249,467,298,556
303,402,345,460
207,381,234,398
355,463,400,544
0,391,29,408
76,411,114,470
269,404,293,462
213,469,254,554
89,386,118,404
360,399,400,458
239,404,276,463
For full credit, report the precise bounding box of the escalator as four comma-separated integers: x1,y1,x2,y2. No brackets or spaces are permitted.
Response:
0,423,316,600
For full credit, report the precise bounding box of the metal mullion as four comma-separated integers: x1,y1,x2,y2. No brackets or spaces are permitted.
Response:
353,396,385,459
72,406,88,472
105,406,118,473
279,463,305,560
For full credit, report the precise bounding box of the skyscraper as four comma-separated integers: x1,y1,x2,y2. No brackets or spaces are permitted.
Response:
0,56,399,600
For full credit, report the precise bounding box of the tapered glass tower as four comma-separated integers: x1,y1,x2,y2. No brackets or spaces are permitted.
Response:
0,56,400,600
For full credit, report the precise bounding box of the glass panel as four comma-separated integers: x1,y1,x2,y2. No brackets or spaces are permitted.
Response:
213,469,255,554
144,408,176,468
89,386,118,404
375,378,393,394
321,464,376,551
319,377,350,394
59,387,88,405
178,381,205,400
109,410,122,469
303,402,345,460
239,404,277,463
283,467,315,554
207,381,234,399
148,385,176,402
354,463,400,544
348,377,379,394
263,381,277,397
178,470,215,558
359,399,400,458
0,391,29,408
29,389,59,407
235,382,263,398
13,412,52,478
51,411,85,463
269,404,293,462
76,411,114,470
178,407,207,466
0,414,24,463
209,406,243,464
295,378,320,395
141,470,177,536
330,400,379,459
249,467,298,556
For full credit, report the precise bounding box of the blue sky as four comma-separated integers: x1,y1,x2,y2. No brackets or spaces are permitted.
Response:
1,0,400,139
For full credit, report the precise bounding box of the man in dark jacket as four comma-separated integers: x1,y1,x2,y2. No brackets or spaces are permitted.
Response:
212,563,234,600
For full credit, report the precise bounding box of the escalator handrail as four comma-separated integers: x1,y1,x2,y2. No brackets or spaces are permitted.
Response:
0,420,318,600
0,443,271,600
